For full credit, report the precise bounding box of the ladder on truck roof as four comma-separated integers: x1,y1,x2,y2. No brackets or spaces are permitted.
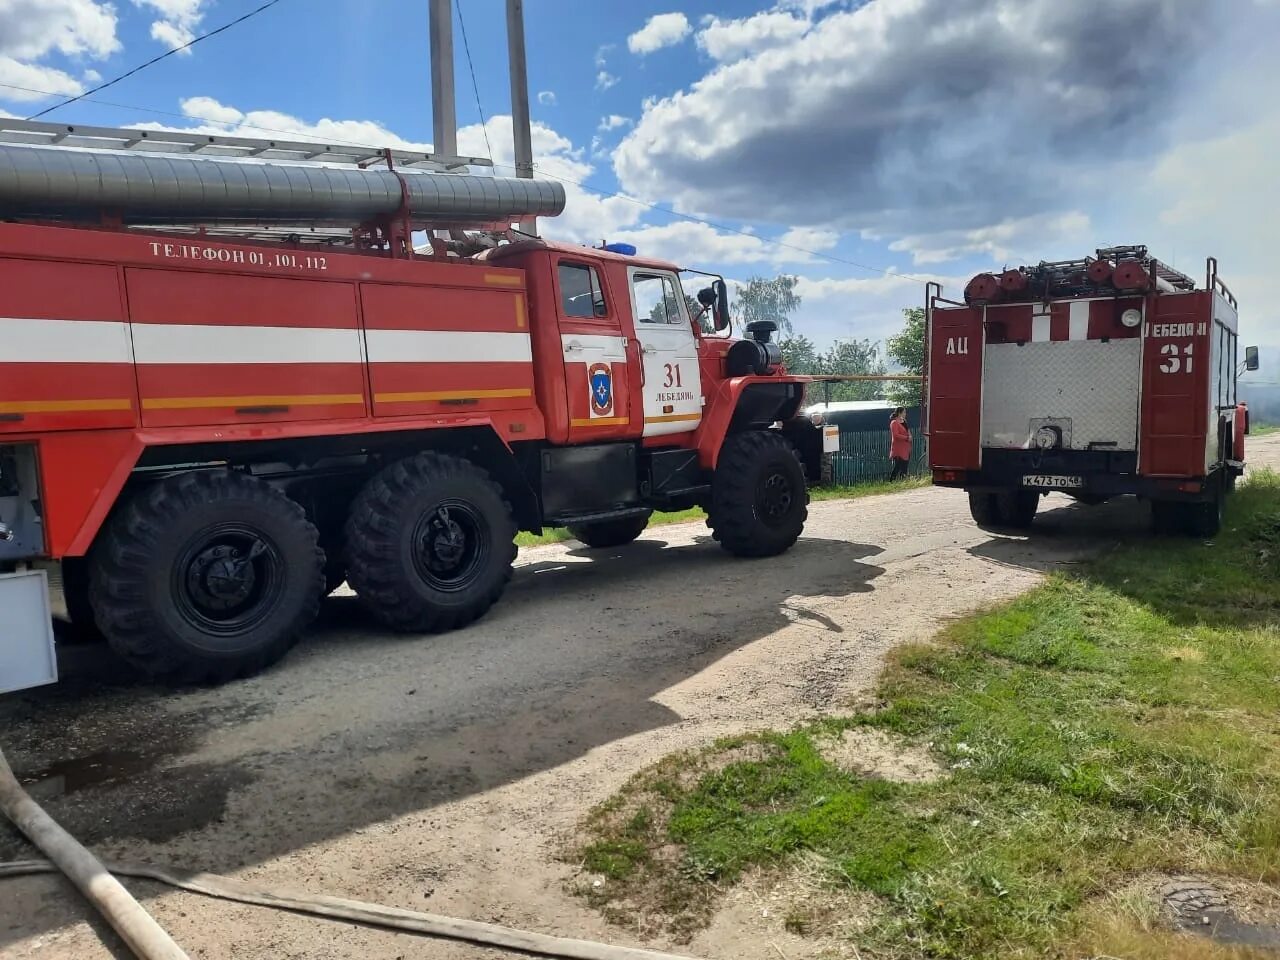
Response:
0,118,492,173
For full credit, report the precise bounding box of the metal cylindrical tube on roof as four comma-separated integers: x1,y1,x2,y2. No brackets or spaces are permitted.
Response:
1112,259,1151,291
964,273,1003,305
999,269,1028,294
0,144,566,224
1086,259,1113,284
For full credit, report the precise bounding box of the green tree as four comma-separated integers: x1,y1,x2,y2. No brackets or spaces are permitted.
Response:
885,307,926,406
779,334,819,373
817,338,885,402
731,275,801,337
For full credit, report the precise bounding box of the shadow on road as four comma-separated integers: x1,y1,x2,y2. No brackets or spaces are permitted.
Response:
0,534,884,946
966,494,1152,573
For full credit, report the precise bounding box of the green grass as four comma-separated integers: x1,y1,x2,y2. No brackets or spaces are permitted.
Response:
516,476,928,547
571,470,1280,957
1251,422,1280,437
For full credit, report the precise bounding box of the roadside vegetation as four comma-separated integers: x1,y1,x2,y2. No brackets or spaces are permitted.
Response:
571,470,1280,957
516,476,929,547
1251,421,1280,437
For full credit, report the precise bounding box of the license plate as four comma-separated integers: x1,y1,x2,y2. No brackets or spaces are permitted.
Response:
1022,475,1084,489
822,424,840,453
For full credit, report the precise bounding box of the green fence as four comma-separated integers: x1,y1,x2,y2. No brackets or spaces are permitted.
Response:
828,429,929,486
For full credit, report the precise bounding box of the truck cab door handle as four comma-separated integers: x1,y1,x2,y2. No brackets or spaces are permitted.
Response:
564,341,583,353
641,345,658,355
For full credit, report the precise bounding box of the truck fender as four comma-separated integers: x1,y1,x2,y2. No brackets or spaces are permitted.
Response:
38,431,145,557
694,377,806,470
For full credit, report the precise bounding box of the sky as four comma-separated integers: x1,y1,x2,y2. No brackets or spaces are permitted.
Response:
2,0,1279,359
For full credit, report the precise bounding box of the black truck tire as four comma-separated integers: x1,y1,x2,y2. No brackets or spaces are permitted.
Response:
345,452,517,633
89,471,324,683
968,491,1000,529
969,489,1038,531
1150,500,1181,536
998,489,1040,529
1152,477,1225,538
58,557,102,641
1184,477,1226,538
567,512,652,549
707,430,808,558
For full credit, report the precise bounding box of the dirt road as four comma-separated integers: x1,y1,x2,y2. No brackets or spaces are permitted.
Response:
4,436,1278,960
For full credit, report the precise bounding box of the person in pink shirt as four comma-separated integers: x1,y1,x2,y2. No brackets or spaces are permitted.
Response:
888,406,912,480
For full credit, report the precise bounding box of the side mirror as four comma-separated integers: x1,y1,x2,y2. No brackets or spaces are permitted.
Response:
1246,345,1260,371
713,278,730,332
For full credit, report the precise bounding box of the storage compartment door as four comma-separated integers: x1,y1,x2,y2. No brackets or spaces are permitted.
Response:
929,306,982,469
127,268,366,427
0,259,137,433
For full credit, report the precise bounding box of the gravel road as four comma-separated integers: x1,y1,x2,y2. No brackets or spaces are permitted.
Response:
4,435,1278,960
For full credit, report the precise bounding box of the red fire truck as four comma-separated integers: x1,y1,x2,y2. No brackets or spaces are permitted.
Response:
926,245,1257,538
0,121,832,688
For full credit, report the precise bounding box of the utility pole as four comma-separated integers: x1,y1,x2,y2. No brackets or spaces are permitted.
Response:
429,0,457,159
506,0,536,233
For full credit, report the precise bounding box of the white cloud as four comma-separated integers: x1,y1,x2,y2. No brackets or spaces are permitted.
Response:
612,220,770,265
1108,112,1280,344
887,212,1092,266
604,220,845,268
627,12,692,54
616,0,1209,250
0,56,85,101
179,95,244,126
537,90,556,106
598,114,632,132
134,0,206,52
595,70,618,91
782,266,968,346
0,0,118,104
0,0,119,60
696,11,809,62
778,226,840,256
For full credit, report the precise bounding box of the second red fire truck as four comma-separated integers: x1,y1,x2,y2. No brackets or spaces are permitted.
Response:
927,245,1256,537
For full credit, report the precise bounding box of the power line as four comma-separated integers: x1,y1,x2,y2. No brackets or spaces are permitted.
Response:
3,78,935,284
27,0,287,121
453,0,493,161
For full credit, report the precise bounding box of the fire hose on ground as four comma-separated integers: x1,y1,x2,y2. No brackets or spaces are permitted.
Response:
0,746,703,960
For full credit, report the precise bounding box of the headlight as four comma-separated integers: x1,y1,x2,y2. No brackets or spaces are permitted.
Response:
809,411,825,426
1121,308,1142,328
1034,426,1059,450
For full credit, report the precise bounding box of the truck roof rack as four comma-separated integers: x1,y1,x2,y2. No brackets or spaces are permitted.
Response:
0,118,492,173
1094,245,1196,291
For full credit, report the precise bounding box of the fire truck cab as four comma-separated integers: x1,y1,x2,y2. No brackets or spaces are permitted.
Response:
0,120,830,688
927,246,1257,537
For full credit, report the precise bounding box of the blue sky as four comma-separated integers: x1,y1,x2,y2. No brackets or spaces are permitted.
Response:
3,0,1279,356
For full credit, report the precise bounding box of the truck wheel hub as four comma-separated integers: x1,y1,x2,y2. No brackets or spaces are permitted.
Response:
199,548,257,604
175,527,281,632
756,471,794,523
413,501,487,591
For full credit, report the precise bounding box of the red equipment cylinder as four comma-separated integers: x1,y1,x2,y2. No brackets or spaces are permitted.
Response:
964,273,1003,305
1112,259,1151,291
1086,259,1114,284
999,269,1028,294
